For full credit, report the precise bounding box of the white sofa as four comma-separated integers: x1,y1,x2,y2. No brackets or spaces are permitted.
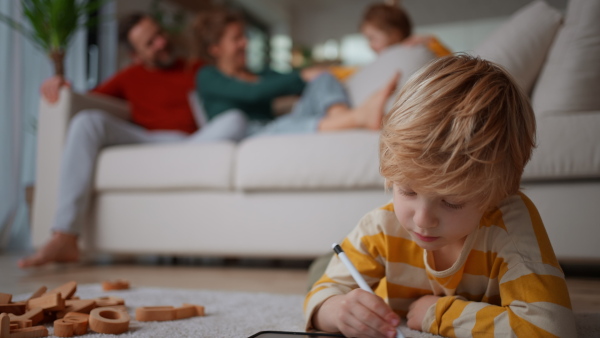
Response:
32,0,600,261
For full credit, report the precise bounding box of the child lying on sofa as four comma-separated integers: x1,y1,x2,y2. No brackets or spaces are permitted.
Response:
304,54,577,337
331,1,451,82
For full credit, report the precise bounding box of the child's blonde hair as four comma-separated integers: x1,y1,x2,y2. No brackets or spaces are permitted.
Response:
361,3,412,42
380,54,536,210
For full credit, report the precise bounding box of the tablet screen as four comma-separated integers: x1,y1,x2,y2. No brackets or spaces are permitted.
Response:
248,331,345,338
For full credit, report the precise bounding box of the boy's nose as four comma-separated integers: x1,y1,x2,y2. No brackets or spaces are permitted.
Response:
414,208,438,229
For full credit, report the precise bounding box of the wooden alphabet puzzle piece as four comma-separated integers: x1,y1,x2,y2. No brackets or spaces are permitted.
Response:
53,313,89,337
52,320,74,338
135,306,175,322
88,308,129,335
27,293,64,312
136,304,205,322
7,321,30,330
8,308,45,326
1,314,9,338
7,326,49,338
48,282,77,300
0,294,12,305
95,305,127,313
0,313,48,338
63,313,89,321
101,280,130,291
93,296,125,308
55,299,96,319
182,303,205,317
26,288,46,302
0,303,26,316
174,305,197,320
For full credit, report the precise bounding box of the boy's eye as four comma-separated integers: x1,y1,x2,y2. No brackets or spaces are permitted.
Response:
443,200,464,210
398,189,416,197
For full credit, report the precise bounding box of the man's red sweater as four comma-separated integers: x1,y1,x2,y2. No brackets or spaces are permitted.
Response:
92,59,204,134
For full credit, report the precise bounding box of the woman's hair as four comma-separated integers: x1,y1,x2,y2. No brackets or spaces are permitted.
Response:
192,6,244,63
361,3,413,41
380,54,536,211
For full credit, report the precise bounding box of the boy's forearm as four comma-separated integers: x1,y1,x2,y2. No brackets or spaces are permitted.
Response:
425,295,576,337
311,295,342,333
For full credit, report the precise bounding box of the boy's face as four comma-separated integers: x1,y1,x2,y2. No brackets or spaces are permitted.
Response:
361,23,402,54
392,183,483,253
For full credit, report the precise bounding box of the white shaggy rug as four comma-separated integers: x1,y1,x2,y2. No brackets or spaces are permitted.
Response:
15,285,600,337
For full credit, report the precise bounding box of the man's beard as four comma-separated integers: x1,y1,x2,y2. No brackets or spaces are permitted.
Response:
154,49,177,69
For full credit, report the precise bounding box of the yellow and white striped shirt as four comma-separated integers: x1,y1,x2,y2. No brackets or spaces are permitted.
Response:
304,193,576,337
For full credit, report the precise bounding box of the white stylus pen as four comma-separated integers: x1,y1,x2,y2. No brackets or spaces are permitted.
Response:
332,243,406,338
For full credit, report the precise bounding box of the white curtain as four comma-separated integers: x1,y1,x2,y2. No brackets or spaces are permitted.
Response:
0,0,88,251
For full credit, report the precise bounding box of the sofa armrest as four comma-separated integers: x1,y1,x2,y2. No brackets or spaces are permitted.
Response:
31,88,129,247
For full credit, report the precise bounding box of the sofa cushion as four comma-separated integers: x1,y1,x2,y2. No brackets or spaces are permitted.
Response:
345,44,436,112
95,142,236,191
523,113,600,181
236,131,384,191
531,0,600,115
473,0,562,95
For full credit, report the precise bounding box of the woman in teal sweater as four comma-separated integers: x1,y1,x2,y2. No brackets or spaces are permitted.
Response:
193,7,399,136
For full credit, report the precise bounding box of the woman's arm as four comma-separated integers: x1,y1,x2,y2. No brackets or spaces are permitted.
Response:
198,67,305,104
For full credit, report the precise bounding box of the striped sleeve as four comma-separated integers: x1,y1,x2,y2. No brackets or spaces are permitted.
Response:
424,262,575,337
303,208,391,330
422,194,577,337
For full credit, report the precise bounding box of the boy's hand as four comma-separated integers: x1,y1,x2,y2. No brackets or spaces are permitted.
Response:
300,66,329,82
407,295,440,330
402,35,434,47
315,289,400,338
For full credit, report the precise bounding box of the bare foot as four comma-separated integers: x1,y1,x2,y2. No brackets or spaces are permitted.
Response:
353,71,400,130
18,232,79,268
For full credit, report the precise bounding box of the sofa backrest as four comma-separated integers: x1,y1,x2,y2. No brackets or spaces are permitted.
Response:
472,0,563,96
531,0,600,116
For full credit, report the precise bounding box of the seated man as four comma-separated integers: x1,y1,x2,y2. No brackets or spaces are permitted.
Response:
19,13,246,268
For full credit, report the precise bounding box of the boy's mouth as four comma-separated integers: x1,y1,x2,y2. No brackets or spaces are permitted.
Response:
413,232,439,242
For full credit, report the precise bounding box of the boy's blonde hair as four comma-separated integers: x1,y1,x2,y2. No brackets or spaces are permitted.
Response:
380,54,536,210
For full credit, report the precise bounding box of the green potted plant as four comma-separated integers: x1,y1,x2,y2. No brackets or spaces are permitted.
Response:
0,0,106,76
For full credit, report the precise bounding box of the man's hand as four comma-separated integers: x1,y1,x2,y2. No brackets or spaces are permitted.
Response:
407,295,440,330
300,66,329,82
40,75,71,103
314,289,401,338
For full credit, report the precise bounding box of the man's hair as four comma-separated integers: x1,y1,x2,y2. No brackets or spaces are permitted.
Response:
380,54,536,211
192,6,244,63
118,12,150,52
361,3,412,41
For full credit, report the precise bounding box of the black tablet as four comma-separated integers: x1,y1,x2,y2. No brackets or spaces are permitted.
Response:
248,331,345,338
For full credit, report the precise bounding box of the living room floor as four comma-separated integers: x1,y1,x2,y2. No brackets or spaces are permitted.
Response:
1,253,600,314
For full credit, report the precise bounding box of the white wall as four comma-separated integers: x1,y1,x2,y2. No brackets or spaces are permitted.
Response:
235,0,567,48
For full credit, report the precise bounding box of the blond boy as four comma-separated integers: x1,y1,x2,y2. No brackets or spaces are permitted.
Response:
304,55,576,338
